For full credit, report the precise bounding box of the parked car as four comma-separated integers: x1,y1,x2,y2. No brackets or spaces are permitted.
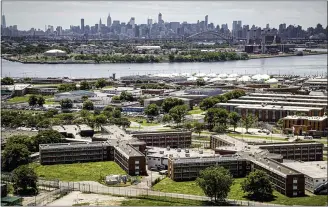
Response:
159,170,168,175
304,136,313,139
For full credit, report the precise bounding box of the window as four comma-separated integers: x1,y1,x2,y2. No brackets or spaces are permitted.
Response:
293,192,297,196
293,185,297,190
135,160,139,164
316,180,319,182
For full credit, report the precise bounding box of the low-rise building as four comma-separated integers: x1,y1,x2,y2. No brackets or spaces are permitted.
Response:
282,116,328,135
281,161,327,193
54,90,96,102
130,130,192,148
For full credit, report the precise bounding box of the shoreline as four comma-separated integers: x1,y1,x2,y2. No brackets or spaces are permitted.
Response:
2,52,326,65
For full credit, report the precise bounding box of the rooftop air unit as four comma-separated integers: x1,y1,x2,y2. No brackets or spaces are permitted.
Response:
177,148,181,152
160,151,164,154
185,149,189,153
185,153,190,157
199,150,203,154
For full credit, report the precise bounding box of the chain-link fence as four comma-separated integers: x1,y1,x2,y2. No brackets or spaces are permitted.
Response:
2,175,284,206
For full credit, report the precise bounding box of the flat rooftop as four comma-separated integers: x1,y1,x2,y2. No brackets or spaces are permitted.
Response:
239,96,328,103
216,103,323,111
281,161,328,178
228,99,327,108
283,116,327,121
170,155,243,164
147,147,214,159
249,93,327,99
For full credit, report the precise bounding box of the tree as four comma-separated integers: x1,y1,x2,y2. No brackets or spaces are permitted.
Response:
44,108,58,118
241,170,273,201
1,77,14,85
204,108,228,131
60,98,73,109
81,95,89,102
2,143,30,172
196,78,206,86
242,114,256,133
162,114,172,124
111,95,121,103
162,97,185,113
194,122,204,137
145,104,159,117
36,119,51,129
37,96,45,107
58,83,77,92
94,114,107,130
28,95,38,106
80,81,91,90
213,124,227,133
12,165,38,195
103,105,114,112
169,105,188,126
277,119,284,134
112,109,122,118
33,130,63,151
196,166,233,203
120,91,134,101
183,121,194,131
229,112,241,131
95,78,107,88
83,100,94,110
6,135,35,153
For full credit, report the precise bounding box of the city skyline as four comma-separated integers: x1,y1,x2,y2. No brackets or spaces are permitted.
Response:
2,1,327,30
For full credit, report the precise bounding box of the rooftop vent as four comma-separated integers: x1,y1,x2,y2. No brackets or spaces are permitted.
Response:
160,151,164,154
177,148,181,152
199,150,203,154
185,149,189,153
185,153,190,157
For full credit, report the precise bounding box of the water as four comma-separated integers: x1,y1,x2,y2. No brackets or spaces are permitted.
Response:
1,54,327,78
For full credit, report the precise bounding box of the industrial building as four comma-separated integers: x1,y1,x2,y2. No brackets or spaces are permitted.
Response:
282,116,328,136
238,95,327,104
281,161,327,193
248,92,327,100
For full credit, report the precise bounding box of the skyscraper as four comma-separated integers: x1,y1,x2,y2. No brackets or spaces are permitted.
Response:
130,17,135,29
98,18,102,32
158,13,163,24
107,13,112,27
1,14,6,28
205,15,208,30
147,17,153,28
81,18,85,33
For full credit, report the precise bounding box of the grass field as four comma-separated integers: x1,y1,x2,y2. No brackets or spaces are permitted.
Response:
1,130,39,139
7,95,54,104
127,117,160,126
121,196,210,206
153,178,327,206
30,162,126,182
228,133,288,142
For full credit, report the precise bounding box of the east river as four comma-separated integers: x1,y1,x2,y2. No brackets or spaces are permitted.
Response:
2,54,327,78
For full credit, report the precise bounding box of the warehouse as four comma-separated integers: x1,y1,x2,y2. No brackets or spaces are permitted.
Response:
281,161,327,193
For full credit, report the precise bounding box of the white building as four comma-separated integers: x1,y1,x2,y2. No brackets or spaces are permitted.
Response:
146,146,214,170
282,161,328,193
44,49,67,57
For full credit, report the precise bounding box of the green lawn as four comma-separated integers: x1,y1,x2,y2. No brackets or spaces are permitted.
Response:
30,162,126,182
7,95,54,104
153,178,327,206
228,133,288,142
127,117,160,126
315,139,328,145
121,196,210,206
188,109,205,115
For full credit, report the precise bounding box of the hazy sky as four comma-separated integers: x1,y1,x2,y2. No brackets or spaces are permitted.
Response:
2,1,327,30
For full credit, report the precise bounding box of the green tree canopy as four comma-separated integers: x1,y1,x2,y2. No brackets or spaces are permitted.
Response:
169,104,188,126
33,130,64,151
83,100,94,110
162,114,172,124
241,170,273,201
95,78,107,88
80,81,91,90
145,103,159,117
28,95,38,106
194,122,204,137
37,96,45,107
196,78,206,86
229,112,241,131
242,114,257,133
1,77,14,85
196,166,233,203
60,98,73,109
162,97,185,113
120,91,134,102
12,165,38,195
2,143,30,172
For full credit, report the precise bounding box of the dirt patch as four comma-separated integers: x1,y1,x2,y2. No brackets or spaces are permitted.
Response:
48,191,127,206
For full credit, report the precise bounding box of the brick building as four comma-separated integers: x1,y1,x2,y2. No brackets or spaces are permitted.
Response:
282,116,328,135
